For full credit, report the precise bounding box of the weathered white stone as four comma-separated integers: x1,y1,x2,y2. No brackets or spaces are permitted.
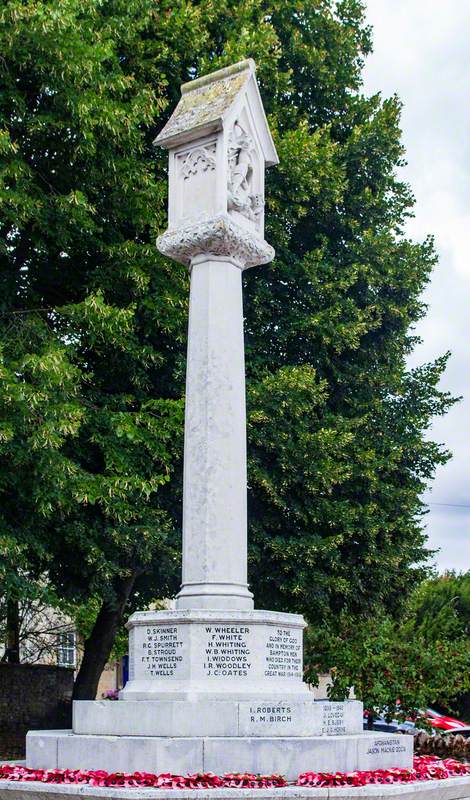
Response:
73,699,363,739
202,736,358,779
29,732,203,775
120,609,309,702
154,59,278,240
25,731,61,770
156,738,205,776
157,215,274,270
356,733,414,771
57,735,155,774
24,61,415,781
237,700,363,738
177,256,251,611
73,700,240,737
26,731,411,781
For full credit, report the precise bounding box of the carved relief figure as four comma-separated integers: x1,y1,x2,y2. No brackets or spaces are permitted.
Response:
227,122,264,224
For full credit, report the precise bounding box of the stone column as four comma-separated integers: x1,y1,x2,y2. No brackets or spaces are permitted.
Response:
153,58,279,610
156,215,275,610
178,254,252,609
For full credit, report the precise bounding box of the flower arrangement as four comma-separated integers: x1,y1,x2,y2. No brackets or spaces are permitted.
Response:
0,768,286,788
297,756,470,787
101,689,120,701
0,757,469,789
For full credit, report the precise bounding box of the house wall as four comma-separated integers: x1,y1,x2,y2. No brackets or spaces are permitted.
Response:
0,663,73,759
96,660,121,698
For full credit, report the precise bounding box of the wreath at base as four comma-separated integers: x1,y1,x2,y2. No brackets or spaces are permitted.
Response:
1,756,469,789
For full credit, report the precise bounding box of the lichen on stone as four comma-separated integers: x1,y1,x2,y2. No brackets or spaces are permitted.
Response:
154,63,252,147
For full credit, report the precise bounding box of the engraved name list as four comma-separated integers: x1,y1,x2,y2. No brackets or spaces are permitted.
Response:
140,626,184,678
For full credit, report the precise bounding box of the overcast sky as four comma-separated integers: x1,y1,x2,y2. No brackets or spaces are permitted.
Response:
362,1,470,573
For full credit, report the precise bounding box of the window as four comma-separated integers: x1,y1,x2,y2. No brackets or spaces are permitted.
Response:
56,631,76,667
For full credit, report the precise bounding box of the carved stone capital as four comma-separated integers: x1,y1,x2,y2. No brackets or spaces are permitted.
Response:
156,214,275,270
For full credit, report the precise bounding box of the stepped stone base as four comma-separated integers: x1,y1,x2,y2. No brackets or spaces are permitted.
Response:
73,699,363,739
27,606,413,781
26,730,413,781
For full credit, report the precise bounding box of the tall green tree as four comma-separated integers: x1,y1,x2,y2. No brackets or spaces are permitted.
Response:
304,574,470,725
411,571,470,642
410,572,470,719
0,0,455,697
305,610,470,728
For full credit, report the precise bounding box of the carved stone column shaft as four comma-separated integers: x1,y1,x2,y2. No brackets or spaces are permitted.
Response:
177,255,252,609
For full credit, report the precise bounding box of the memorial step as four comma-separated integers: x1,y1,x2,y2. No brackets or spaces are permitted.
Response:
73,699,363,738
26,730,413,781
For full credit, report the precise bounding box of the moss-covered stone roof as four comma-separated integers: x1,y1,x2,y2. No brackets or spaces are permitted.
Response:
154,60,254,148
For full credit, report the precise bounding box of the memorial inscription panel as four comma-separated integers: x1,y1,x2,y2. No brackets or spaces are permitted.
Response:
321,703,347,736
130,620,304,684
366,738,408,757
133,625,188,680
238,702,297,736
358,734,413,770
203,625,251,677
264,627,302,679
248,705,293,724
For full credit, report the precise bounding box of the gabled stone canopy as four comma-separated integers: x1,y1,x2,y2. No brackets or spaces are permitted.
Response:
154,59,278,167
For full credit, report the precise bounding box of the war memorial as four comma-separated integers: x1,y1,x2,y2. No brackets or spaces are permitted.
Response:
3,59,469,800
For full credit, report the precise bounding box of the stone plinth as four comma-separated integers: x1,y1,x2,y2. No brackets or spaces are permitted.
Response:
120,609,307,702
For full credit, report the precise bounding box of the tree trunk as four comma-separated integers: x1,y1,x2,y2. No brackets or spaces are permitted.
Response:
72,572,137,701
5,598,20,663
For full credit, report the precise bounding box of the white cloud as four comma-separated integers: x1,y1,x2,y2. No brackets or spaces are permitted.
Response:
362,0,470,572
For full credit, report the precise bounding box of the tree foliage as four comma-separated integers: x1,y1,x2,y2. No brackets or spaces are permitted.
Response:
411,571,470,642
306,610,470,727
0,0,456,694
305,573,470,724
